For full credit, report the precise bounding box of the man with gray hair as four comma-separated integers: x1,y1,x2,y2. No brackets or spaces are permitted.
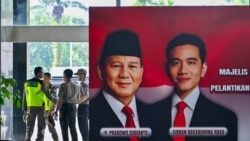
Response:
90,30,150,141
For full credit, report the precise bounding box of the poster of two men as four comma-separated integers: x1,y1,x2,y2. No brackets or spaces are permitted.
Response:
89,7,250,141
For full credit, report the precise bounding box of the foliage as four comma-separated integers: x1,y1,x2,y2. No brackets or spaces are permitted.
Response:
29,42,53,73
29,42,88,76
51,42,70,67
133,0,174,6
225,0,249,4
232,0,249,5
30,4,70,25
30,0,88,25
72,42,89,66
133,0,249,6
28,0,89,76
0,76,22,124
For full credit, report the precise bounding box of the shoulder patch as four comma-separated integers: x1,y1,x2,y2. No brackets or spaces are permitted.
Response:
26,81,39,87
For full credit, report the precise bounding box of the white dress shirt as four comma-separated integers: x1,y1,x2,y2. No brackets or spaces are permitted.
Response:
103,91,140,128
171,86,200,127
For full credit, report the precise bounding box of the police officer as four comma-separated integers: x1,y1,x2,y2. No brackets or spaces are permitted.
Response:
54,69,84,141
22,66,57,141
43,72,59,141
75,68,89,141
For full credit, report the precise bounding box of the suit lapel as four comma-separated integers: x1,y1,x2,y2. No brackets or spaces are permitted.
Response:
98,92,124,127
186,94,211,141
151,95,172,141
189,94,209,126
90,91,133,141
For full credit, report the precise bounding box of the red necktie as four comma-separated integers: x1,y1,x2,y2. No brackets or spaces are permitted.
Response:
173,101,187,141
122,106,140,141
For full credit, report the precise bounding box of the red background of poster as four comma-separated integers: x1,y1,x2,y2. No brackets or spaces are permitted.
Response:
89,7,250,88
89,7,250,141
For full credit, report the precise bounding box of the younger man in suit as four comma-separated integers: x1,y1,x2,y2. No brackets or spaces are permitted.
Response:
150,33,237,141
90,30,150,141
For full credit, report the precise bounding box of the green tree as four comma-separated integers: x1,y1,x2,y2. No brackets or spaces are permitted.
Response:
51,42,70,67
30,0,88,25
232,0,249,5
0,76,22,124
133,0,174,6
29,0,89,75
133,0,249,6
72,42,89,66
29,42,53,75
225,0,249,4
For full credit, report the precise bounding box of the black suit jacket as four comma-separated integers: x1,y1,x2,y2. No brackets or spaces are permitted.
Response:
149,93,237,141
89,91,151,141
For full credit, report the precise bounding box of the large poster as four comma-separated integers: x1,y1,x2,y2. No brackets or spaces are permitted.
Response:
89,7,250,141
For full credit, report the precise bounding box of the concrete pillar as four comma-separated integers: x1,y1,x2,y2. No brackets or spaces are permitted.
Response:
13,43,27,141
12,0,27,140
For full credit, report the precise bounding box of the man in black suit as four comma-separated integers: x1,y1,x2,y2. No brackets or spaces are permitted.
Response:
90,30,150,141
150,33,237,141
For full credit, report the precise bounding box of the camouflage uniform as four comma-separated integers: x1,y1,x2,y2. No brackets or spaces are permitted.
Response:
45,84,59,141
